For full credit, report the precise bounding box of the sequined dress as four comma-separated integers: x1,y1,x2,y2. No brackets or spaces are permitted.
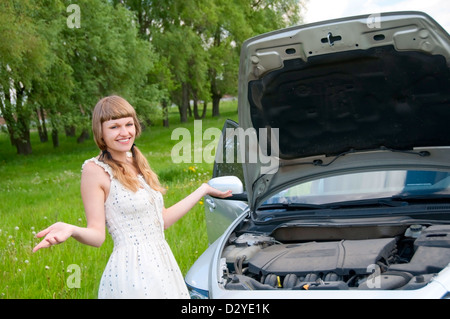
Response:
82,157,189,299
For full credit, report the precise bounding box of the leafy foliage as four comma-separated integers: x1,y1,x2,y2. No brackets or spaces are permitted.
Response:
0,0,306,154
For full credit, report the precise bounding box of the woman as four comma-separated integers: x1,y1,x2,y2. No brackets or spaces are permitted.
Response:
33,95,231,298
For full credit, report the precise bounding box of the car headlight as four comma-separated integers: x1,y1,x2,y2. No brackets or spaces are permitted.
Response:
186,283,209,299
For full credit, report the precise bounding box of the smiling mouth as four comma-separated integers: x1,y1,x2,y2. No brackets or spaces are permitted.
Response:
117,138,131,144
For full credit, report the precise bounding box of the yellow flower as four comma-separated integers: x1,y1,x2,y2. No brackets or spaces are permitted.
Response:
188,166,196,173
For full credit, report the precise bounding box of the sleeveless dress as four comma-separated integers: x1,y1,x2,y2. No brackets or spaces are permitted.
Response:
82,157,189,299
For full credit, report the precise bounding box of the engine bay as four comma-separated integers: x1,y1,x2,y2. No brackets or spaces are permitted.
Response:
220,224,450,291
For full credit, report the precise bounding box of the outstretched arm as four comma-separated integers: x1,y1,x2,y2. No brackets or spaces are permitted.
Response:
162,183,231,229
33,161,107,252
32,221,105,252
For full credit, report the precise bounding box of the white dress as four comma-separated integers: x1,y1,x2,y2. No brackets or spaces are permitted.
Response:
82,157,189,299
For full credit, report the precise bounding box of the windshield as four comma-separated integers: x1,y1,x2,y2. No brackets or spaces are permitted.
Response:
263,170,450,206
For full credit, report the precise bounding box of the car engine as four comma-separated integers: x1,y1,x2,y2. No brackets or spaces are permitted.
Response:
221,225,450,290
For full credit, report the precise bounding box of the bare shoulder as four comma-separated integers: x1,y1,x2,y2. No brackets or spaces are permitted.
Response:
80,160,110,211
81,159,111,202
81,159,110,184
82,160,101,174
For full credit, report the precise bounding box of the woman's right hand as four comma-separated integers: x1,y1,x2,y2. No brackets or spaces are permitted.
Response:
32,222,74,253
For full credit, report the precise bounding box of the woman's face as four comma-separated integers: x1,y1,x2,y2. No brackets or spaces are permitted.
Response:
101,117,136,155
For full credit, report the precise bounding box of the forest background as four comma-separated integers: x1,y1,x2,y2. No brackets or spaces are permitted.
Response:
0,0,306,156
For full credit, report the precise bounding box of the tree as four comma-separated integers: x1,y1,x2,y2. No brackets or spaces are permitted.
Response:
29,0,74,148
0,0,307,154
62,0,157,142
0,0,162,154
119,0,307,122
0,0,55,154
206,0,306,117
148,0,216,123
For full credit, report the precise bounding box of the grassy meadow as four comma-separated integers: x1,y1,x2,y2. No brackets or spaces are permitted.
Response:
0,101,238,299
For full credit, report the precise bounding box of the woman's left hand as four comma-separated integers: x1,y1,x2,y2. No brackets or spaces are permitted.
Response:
201,183,233,198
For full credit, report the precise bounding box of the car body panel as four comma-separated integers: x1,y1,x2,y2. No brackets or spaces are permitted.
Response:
204,195,247,244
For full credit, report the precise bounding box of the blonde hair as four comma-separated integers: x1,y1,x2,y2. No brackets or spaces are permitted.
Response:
92,95,165,194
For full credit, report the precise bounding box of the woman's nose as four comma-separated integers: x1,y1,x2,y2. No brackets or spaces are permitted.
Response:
119,125,128,135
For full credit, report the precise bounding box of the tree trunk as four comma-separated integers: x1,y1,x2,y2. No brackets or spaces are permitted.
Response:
0,87,32,154
35,106,48,142
52,128,59,148
35,108,44,141
15,135,32,155
162,100,169,127
179,83,189,123
210,66,222,117
193,98,200,119
193,89,207,119
40,106,48,142
15,87,32,155
0,103,16,147
201,101,207,119
65,125,76,137
212,93,221,117
77,128,90,143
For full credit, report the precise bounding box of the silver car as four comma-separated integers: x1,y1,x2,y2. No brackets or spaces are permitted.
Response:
185,11,450,299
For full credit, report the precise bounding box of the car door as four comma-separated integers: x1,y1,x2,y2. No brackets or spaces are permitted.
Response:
204,119,248,244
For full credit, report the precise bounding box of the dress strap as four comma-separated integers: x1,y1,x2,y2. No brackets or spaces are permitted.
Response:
82,157,113,180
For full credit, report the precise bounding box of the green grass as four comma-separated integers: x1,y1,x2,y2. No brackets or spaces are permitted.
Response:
0,101,238,298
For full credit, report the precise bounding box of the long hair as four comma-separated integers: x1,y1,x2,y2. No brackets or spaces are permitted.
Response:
92,95,165,194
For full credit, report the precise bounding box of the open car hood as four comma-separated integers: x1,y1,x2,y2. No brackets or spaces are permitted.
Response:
237,11,450,210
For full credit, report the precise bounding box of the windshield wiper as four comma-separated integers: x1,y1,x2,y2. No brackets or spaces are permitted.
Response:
258,203,328,211
327,198,409,209
259,199,408,211
391,193,450,202
329,194,450,209
258,194,450,212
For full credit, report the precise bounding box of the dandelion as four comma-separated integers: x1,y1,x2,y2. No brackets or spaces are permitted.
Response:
14,226,19,231
188,165,196,173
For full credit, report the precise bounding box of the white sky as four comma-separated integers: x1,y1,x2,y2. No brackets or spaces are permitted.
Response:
303,0,450,32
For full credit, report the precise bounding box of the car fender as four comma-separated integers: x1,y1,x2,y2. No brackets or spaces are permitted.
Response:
185,235,224,292
433,263,450,296
186,210,250,296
